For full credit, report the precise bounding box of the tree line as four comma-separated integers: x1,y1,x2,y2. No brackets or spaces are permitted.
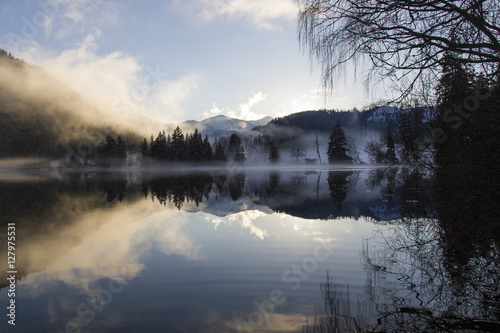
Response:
140,126,246,164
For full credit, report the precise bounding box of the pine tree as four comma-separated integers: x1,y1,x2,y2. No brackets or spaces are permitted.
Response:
233,145,246,164
116,135,127,159
187,129,203,161
202,135,213,161
268,141,280,163
149,134,154,157
100,134,117,158
213,139,227,162
327,121,352,164
171,126,185,161
141,138,149,158
228,133,245,163
228,134,241,156
152,131,166,159
435,53,474,167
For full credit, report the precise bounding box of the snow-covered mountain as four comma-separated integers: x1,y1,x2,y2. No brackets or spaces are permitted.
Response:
179,115,273,137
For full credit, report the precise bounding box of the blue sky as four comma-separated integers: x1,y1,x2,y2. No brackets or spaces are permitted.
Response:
0,0,371,123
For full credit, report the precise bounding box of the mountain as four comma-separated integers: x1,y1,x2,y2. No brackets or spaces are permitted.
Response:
180,115,273,137
253,107,404,138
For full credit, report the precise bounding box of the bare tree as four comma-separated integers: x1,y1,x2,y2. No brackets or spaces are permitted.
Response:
295,0,500,100
313,132,323,164
289,147,305,162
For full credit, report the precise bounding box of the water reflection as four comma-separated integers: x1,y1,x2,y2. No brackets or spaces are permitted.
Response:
0,167,498,332
304,167,500,332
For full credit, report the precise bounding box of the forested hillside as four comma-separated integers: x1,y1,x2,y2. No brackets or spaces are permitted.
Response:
0,50,140,158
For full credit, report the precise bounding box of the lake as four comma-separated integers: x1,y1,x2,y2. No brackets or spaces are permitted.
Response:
0,167,498,332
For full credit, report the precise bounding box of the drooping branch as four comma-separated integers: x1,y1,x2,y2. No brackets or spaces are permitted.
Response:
295,0,500,100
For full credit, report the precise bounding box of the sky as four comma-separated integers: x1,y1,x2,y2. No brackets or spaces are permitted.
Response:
0,0,373,123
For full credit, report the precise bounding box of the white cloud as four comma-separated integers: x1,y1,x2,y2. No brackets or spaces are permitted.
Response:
176,0,298,29
16,34,201,125
227,91,268,120
227,210,269,239
202,91,268,120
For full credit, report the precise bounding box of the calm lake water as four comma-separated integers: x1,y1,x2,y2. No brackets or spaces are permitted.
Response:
0,167,498,332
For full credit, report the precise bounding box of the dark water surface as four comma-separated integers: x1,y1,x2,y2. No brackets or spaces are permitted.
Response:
0,167,498,332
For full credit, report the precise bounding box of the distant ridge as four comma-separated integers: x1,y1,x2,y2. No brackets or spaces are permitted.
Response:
252,107,402,137
180,115,273,137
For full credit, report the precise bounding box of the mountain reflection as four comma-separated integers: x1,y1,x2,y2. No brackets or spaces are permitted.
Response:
0,168,434,225
1,167,498,332
0,167,432,289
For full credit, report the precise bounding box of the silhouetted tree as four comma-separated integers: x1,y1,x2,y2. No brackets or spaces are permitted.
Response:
268,141,280,163
394,109,428,164
103,134,117,155
365,129,399,165
296,0,500,99
228,133,245,163
327,121,352,164
187,129,203,162
213,139,227,162
151,131,166,159
365,141,385,164
383,129,398,164
171,126,185,161
141,138,149,158
116,135,126,159
202,135,213,161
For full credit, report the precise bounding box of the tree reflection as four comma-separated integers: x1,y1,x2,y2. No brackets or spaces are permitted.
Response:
365,167,434,221
145,174,214,210
1,168,438,228
268,172,280,195
229,172,246,200
327,171,354,211
305,215,500,332
303,271,363,333
306,163,500,332
100,178,127,203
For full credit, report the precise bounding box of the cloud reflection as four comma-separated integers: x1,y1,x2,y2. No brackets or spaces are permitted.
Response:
20,199,201,295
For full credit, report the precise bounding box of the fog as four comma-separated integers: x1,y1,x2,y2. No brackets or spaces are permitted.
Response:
0,56,163,145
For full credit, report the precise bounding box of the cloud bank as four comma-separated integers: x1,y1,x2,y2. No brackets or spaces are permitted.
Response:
176,0,298,29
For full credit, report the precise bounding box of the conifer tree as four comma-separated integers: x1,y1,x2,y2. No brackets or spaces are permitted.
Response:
202,135,213,161
233,145,246,164
116,135,127,159
187,129,203,161
228,133,245,163
268,141,280,163
141,138,149,158
100,134,117,159
171,126,185,161
152,131,166,159
327,121,352,164
213,139,227,162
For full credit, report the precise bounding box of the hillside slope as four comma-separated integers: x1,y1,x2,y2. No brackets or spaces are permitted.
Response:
0,50,142,158
253,108,401,138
